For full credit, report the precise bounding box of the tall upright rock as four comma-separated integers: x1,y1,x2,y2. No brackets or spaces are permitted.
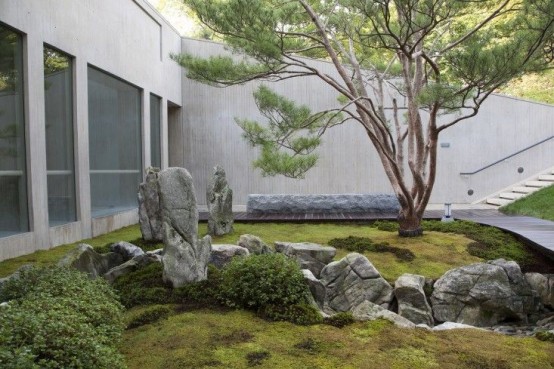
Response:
158,167,211,287
206,165,234,236
138,167,163,242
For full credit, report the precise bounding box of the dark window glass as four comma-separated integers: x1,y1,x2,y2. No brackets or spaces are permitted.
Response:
150,94,161,168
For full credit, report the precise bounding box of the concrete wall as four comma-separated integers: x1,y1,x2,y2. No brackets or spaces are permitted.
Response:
0,0,183,261
178,38,554,208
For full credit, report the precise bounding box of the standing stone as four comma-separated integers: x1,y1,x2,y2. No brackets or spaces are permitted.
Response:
319,253,394,314
394,274,434,326
206,165,234,236
275,241,336,278
431,259,539,327
138,167,163,242
158,167,211,287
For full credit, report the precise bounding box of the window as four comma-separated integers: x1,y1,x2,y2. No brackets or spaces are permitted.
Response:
44,46,76,226
150,94,161,168
87,67,142,218
0,25,28,237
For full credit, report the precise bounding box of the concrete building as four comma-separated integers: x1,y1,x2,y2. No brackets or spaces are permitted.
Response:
0,0,553,261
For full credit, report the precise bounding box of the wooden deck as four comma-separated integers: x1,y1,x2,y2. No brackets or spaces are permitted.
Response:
199,209,554,259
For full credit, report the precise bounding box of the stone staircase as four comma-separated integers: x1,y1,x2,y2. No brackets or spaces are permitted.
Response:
486,168,554,207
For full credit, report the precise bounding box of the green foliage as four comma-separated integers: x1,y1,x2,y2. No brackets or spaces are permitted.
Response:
535,331,554,342
500,185,554,221
328,236,416,262
324,312,356,328
0,267,125,369
127,305,172,329
172,264,222,306
258,303,323,325
112,263,173,308
218,253,310,310
373,220,399,232
236,85,341,179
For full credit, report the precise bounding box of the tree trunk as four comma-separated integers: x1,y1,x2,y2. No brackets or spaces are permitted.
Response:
397,208,423,237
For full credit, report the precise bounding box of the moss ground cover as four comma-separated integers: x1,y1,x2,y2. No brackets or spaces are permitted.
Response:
121,308,554,369
500,185,554,222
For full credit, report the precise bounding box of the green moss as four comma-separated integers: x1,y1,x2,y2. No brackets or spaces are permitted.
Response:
500,185,554,222
328,236,415,261
126,305,173,329
121,309,554,369
324,312,355,328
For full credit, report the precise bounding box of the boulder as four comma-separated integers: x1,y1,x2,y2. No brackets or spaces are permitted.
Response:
206,165,234,236
110,241,145,261
158,167,211,287
432,322,485,331
431,259,540,327
210,244,249,269
275,242,336,278
351,300,415,328
319,253,394,314
237,234,271,255
525,273,554,308
302,269,326,309
394,273,434,326
0,264,33,292
138,167,163,242
103,254,161,284
58,244,124,278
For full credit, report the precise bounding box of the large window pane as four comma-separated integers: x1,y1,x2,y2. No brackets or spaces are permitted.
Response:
0,25,28,237
88,67,142,218
150,94,161,168
44,47,76,226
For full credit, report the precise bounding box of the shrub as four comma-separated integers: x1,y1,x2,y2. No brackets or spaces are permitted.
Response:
258,303,323,325
324,312,356,328
112,262,173,308
218,254,310,310
127,305,172,329
0,266,125,369
173,264,222,306
372,220,398,232
535,331,554,342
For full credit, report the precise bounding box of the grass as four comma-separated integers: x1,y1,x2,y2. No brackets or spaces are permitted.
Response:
500,69,554,105
500,185,554,222
120,308,554,369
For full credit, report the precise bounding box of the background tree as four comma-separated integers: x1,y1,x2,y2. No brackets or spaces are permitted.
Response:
174,0,554,236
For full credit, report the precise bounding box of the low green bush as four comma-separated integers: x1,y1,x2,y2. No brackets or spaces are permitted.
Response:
372,220,398,232
258,303,323,325
0,266,125,369
535,331,554,342
127,305,172,329
328,236,415,261
218,254,310,310
324,312,356,328
112,263,173,308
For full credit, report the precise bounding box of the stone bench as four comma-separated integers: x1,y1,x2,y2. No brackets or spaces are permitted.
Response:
246,194,400,214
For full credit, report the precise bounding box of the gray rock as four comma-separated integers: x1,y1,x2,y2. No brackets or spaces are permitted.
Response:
302,269,326,309
247,193,400,214
394,273,434,326
0,264,33,291
525,273,554,308
147,248,164,256
431,259,540,327
319,253,393,314
351,300,416,328
432,322,484,331
237,234,272,255
158,167,212,287
210,244,249,269
275,242,336,278
58,244,124,278
138,167,163,242
103,254,161,284
110,241,145,261
206,165,234,236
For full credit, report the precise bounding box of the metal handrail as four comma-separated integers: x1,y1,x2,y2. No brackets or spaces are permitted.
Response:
460,135,554,175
